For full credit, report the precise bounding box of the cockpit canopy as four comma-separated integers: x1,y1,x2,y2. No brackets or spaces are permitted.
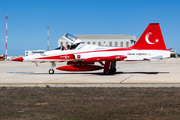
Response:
55,33,82,50
63,33,82,44
55,33,118,51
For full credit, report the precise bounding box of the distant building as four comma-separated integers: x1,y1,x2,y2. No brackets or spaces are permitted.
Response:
58,34,137,48
25,50,45,56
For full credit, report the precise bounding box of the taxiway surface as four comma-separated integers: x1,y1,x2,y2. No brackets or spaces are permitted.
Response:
0,58,180,87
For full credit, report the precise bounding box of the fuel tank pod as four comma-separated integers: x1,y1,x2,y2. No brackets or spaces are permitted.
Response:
56,64,103,71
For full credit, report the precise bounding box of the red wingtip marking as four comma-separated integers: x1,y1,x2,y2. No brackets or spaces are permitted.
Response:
11,57,24,62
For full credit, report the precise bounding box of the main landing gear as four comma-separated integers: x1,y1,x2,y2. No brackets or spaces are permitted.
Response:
49,62,56,74
110,61,116,73
103,61,116,75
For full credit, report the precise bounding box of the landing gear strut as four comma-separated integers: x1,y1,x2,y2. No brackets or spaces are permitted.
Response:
103,61,116,75
103,61,111,75
49,62,56,74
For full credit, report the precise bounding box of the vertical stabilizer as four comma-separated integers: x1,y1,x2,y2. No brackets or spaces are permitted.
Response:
132,23,167,50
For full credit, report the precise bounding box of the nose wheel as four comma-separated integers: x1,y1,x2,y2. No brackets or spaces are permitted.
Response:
49,69,54,74
49,62,56,74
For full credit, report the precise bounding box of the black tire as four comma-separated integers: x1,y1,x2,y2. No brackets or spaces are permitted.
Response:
104,70,110,75
110,68,116,73
49,69,54,74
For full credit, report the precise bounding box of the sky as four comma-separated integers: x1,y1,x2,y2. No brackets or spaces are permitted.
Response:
0,0,180,56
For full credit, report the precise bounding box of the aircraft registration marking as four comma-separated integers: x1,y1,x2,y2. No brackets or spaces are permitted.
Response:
127,53,147,56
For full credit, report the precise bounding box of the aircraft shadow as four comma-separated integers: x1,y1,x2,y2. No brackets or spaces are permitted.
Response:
90,72,170,75
116,72,169,74
21,71,169,76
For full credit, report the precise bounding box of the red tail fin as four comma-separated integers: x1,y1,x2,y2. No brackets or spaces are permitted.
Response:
132,23,167,50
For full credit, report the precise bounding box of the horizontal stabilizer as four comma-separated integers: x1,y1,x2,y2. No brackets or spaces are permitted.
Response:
144,55,163,61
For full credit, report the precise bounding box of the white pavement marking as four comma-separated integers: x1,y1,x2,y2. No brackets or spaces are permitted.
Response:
120,75,134,83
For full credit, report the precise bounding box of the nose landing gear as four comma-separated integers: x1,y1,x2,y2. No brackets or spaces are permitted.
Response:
49,69,54,74
49,62,56,74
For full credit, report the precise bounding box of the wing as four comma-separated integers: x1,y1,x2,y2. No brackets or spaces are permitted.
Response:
56,55,127,72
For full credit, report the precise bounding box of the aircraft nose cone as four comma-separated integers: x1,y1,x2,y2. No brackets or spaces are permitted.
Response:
11,57,24,62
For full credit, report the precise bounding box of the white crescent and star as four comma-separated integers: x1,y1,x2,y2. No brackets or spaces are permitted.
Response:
145,32,159,44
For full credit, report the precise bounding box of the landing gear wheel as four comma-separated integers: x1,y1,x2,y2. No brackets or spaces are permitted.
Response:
49,69,54,74
104,70,110,75
110,68,116,73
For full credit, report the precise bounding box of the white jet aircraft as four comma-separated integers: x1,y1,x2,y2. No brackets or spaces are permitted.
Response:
12,23,170,75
